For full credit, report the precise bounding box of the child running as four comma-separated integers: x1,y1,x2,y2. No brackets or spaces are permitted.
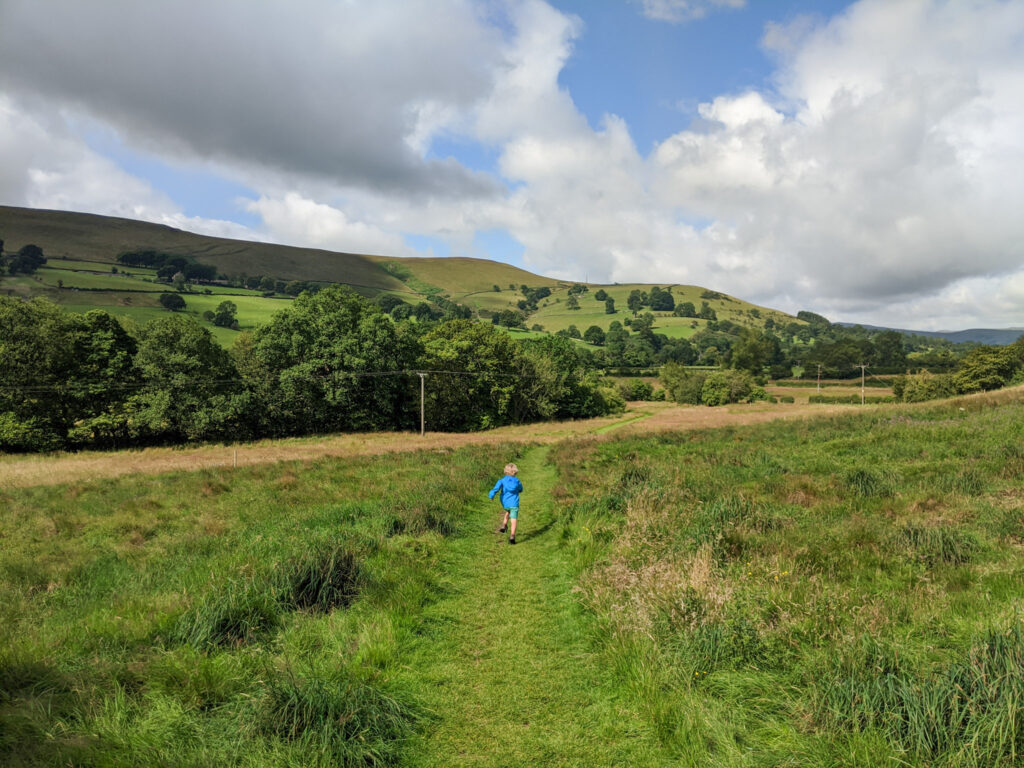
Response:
489,463,523,545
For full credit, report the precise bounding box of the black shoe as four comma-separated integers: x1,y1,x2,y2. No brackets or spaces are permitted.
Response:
499,525,507,533
509,537,516,545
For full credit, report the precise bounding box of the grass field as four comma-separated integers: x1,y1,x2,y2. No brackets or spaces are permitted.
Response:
46,258,139,272
4,390,1023,765
1,261,298,344
551,393,1024,766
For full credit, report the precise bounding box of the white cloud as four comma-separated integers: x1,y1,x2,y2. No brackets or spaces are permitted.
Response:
243,193,411,256
2,0,1024,330
636,0,745,24
0,95,249,239
497,0,1024,330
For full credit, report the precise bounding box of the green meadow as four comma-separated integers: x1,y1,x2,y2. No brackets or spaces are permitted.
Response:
3,391,1024,766
2,260,299,344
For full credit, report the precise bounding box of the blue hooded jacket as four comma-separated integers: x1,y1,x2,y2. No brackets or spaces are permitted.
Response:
489,475,523,509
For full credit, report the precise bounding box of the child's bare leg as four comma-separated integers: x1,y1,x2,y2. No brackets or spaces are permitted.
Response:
509,518,517,539
500,510,509,531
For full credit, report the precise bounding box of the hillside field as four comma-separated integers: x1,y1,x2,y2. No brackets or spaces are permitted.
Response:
526,283,793,337
1,206,801,346
3,390,1023,766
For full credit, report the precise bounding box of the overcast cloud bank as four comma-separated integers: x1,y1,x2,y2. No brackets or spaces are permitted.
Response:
1,0,1022,330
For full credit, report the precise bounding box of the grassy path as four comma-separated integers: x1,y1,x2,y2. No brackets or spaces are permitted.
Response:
400,446,669,767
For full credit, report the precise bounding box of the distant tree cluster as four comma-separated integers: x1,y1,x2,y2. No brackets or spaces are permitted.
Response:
673,300,716,320
618,286,677,316
516,285,552,313
0,242,47,276
375,293,470,323
117,250,217,282
0,289,622,452
492,309,526,328
659,364,769,406
891,339,1024,402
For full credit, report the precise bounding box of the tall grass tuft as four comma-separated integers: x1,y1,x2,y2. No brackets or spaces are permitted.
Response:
172,579,282,649
286,542,363,613
603,461,653,511
844,467,898,498
896,524,981,566
259,665,420,767
0,659,80,765
944,467,986,495
689,496,756,549
818,624,1024,765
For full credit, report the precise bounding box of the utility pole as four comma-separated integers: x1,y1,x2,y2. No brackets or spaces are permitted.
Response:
817,364,822,393
418,372,427,436
859,364,866,404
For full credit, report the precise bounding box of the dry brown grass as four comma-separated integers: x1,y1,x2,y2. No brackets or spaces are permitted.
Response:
11,386,1021,491
586,487,731,637
619,400,852,432
0,402,854,490
0,412,631,489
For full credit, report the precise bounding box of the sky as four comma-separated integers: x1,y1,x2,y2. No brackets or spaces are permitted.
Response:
1,0,1023,331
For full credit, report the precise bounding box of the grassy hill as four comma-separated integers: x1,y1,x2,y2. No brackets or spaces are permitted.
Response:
528,283,792,339
0,205,798,343
0,206,408,291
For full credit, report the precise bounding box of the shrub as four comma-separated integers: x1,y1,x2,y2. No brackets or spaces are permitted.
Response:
700,370,767,406
616,378,655,401
898,371,956,403
159,292,186,311
660,363,707,405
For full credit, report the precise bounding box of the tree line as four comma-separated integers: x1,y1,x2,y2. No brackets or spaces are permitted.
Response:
0,287,623,453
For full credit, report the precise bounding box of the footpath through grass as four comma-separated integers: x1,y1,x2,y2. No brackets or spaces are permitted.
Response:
400,446,668,767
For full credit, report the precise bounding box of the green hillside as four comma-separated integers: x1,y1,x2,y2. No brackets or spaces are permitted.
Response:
0,206,408,291
372,256,561,298
527,283,793,337
0,206,799,343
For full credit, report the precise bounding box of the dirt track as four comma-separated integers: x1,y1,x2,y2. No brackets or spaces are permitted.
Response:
0,401,855,489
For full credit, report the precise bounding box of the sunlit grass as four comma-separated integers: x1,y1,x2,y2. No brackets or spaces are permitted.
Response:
551,398,1024,765
0,445,508,766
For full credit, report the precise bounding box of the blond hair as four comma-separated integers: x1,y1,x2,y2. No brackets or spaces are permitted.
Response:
504,463,518,476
